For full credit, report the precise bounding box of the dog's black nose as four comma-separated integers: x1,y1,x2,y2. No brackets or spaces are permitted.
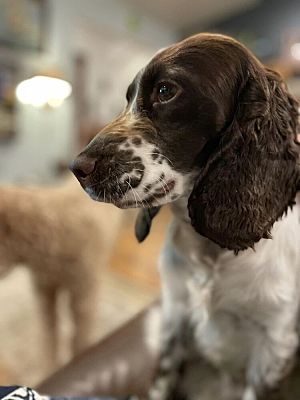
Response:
70,155,97,180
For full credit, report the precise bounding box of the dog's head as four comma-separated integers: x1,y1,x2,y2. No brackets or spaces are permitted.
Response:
71,33,300,251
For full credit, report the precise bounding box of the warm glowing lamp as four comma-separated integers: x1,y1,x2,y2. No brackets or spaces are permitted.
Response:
290,42,300,61
16,73,72,108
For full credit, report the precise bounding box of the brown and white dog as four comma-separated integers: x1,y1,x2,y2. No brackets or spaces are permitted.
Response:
71,34,300,400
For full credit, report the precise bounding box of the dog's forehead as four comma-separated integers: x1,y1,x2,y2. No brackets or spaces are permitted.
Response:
138,47,184,84
146,33,242,72
149,34,210,65
149,43,184,68
128,40,199,90
143,39,207,79
127,34,240,94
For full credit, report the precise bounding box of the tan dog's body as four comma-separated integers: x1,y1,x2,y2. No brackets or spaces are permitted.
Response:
0,177,122,363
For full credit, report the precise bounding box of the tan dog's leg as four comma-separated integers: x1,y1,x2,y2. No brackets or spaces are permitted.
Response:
69,275,101,355
33,279,58,368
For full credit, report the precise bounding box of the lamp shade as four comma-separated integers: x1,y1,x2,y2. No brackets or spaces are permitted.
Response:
290,42,300,61
16,75,72,108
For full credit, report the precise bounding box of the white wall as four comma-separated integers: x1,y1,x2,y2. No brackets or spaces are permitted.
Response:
0,0,177,183
75,24,160,125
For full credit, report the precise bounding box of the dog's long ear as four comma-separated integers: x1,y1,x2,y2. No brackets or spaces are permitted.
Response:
135,207,161,243
188,67,300,252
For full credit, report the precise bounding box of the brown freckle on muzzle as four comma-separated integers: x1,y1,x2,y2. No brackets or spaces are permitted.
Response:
121,150,134,159
144,183,153,193
132,137,142,146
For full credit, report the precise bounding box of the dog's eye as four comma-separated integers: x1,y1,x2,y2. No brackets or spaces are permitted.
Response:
155,82,178,103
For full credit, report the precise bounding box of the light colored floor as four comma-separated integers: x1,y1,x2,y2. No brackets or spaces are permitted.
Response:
0,207,170,387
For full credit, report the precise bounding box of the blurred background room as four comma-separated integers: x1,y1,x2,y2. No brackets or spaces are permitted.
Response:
0,0,299,389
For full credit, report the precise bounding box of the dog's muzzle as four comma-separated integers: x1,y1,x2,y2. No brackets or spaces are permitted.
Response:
70,113,184,208
70,135,145,206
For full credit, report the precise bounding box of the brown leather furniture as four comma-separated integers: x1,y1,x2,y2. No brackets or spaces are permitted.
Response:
37,304,159,398
37,302,300,400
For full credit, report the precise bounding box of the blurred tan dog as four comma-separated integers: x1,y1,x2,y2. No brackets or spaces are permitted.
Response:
0,175,123,363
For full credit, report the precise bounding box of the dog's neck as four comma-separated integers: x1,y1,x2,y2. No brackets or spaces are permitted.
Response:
170,195,225,263
170,195,191,224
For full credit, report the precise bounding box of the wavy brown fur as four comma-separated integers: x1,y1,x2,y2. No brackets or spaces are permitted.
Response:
188,37,300,251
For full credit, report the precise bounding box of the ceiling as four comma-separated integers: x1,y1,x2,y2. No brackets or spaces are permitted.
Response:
125,0,259,31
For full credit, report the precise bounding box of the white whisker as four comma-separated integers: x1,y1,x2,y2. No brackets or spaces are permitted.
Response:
139,182,163,206
88,176,110,188
125,174,139,208
145,152,174,167
156,176,169,198
126,173,151,208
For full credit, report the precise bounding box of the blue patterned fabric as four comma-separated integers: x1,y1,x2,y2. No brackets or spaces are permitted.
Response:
0,387,135,400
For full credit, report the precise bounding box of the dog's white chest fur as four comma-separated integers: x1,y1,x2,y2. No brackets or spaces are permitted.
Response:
159,198,300,382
